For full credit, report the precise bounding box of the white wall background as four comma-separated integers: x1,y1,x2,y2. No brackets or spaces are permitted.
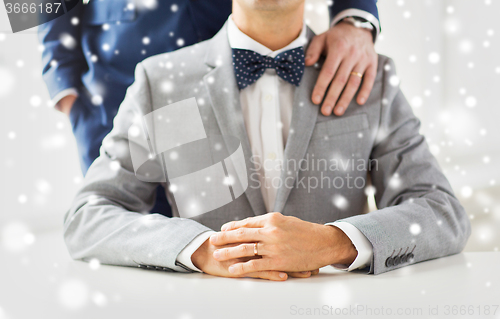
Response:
0,1,499,251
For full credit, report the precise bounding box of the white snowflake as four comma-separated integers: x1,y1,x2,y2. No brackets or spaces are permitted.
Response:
169,151,178,160
109,160,121,171
409,223,421,235
161,81,174,93
333,194,349,210
60,33,77,50
428,52,440,64
91,95,103,105
411,96,422,108
58,280,89,309
35,179,52,194
389,75,400,86
91,291,107,307
18,194,28,204
460,186,473,198
89,258,101,270
459,39,474,53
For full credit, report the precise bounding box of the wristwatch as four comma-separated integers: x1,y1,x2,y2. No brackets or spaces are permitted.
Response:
340,16,376,42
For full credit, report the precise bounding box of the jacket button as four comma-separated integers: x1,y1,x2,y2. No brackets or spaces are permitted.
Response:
385,257,393,267
393,256,401,265
400,254,408,263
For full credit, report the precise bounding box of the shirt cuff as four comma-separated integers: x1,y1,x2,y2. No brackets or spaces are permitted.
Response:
331,8,381,43
51,88,78,107
325,221,373,271
176,230,215,272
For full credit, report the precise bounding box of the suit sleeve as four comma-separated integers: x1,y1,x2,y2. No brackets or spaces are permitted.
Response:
336,56,471,275
63,63,213,272
329,0,379,23
37,2,86,100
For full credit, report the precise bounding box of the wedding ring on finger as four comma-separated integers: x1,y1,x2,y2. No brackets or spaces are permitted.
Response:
350,71,363,78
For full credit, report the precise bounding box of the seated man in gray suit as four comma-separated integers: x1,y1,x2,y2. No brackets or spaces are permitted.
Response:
65,0,471,280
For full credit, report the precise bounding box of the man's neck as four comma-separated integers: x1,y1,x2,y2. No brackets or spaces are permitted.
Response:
232,2,304,51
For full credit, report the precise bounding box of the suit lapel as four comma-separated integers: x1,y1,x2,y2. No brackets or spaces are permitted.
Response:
203,23,267,216
273,28,320,212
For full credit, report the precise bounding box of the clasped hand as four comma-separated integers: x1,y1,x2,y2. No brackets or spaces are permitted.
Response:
191,212,357,281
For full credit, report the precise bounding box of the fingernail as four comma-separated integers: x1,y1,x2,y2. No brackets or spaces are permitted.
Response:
228,266,236,274
301,271,310,275
359,97,365,104
314,95,322,103
213,250,220,259
305,54,312,60
210,234,217,243
279,273,287,278
336,107,344,114
220,225,227,231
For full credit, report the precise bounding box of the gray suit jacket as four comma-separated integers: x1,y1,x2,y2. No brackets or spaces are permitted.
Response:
64,23,471,275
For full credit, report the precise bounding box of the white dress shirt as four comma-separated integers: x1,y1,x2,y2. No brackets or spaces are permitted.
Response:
176,17,373,272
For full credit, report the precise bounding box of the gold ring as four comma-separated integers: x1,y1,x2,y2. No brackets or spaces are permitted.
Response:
350,71,363,78
254,243,258,256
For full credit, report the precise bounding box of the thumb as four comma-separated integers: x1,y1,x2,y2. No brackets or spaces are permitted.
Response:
305,33,326,66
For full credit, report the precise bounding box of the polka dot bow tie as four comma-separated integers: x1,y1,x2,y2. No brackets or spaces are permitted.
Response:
231,47,305,90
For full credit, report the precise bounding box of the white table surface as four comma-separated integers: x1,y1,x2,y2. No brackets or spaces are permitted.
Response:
1,231,499,319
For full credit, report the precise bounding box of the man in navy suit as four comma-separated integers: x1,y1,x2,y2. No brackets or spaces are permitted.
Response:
38,0,380,216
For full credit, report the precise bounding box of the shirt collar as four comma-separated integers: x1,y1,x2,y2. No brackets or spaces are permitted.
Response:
227,14,308,58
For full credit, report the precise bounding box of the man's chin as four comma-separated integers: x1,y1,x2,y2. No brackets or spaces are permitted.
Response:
239,0,302,12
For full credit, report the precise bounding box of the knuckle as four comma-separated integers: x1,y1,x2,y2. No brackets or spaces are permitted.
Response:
265,271,275,279
269,212,282,223
246,260,256,271
260,271,272,280
232,264,242,274
236,228,245,238
322,94,336,105
267,226,281,237
218,232,226,241
239,245,247,254
256,227,263,236
350,75,362,86
322,68,336,79
337,76,348,85
349,48,359,59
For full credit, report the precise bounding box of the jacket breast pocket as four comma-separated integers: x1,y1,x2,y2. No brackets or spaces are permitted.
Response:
311,113,370,140
83,0,136,25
